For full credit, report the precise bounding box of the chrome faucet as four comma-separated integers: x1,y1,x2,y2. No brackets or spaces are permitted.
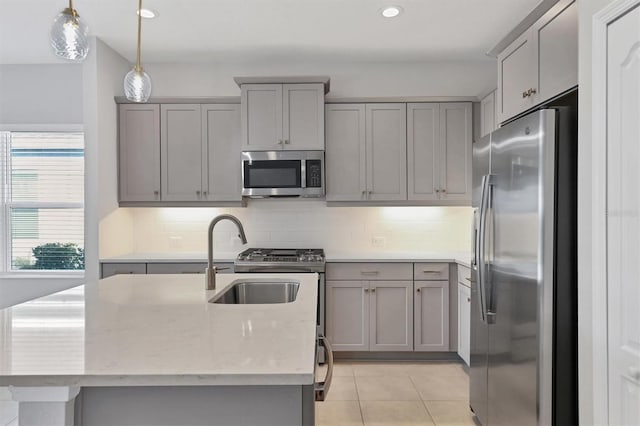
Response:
206,214,247,290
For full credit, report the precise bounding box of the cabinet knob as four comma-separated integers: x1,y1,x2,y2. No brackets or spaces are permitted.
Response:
435,189,440,193
371,288,376,293
278,140,283,145
467,297,471,302
203,191,208,196
284,139,290,145
154,190,159,196
442,189,446,193
196,190,201,195
364,288,369,293
417,288,421,292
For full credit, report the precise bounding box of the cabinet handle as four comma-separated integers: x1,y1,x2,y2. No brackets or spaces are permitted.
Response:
361,190,366,198
522,88,537,98
522,90,529,98
422,270,440,273
417,288,421,292
467,297,471,302
361,270,379,275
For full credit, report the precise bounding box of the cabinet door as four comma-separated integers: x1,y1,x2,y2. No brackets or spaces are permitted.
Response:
439,103,472,202
497,30,536,123
366,103,407,201
202,104,242,201
101,263,146,279
407,103,440,201
161,104,203,201
282,84,324,150
533,0,578,102
480,91,496,137
414,280,450,351
370,281,413,351
325,104,367,201
457,283,471,365
241,84,283,151
326,280,369,351
118,104,160,202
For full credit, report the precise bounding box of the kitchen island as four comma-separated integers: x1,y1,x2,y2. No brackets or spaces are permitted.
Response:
0,273,319,426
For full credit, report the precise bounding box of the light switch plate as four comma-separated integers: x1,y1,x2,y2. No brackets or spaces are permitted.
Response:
372,236,386,248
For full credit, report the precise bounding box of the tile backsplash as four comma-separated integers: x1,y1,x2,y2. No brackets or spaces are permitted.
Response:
107,200,473,255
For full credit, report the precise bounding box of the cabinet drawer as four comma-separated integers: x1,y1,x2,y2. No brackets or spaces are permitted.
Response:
147,263,234,274
326,263,413,281
414,263,449,280
101,263,146,279
457,264,471,286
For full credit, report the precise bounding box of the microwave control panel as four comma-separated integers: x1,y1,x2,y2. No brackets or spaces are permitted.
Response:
306,160,322,188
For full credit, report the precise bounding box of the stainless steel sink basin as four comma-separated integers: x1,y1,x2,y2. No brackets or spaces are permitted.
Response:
211,279,300,304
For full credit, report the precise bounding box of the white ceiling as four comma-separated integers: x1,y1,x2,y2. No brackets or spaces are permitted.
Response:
0,0,540,64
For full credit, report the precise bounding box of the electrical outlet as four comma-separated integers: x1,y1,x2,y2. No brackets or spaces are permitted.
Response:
168,236,183,249
372,236,386,248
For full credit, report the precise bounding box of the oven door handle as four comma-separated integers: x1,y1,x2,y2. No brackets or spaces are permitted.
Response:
315,336,334,401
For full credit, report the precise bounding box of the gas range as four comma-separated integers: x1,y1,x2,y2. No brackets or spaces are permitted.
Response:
234,248,326,273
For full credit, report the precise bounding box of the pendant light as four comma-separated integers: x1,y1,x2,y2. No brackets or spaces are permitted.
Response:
49,0,90,62
124,0,152,102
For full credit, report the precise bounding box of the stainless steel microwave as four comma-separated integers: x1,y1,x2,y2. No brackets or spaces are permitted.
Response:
241,150,325,198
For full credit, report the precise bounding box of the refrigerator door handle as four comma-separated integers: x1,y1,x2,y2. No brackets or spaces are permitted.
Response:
477,174,490,323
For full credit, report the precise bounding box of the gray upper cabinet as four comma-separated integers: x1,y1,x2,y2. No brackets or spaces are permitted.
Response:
533,0,578,103
496,0,577,124
202,104,242,202
366,104,407,201
325,103,406,202
407,103,439,201
480,90,497,137
161,104,203,202
325,104,367,202
119,102,242,205
119,104,161,202
241,83,324,151
408,103,472,203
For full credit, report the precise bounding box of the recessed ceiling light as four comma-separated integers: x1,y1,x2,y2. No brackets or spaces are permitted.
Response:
380,6,402,18
137,8,157,19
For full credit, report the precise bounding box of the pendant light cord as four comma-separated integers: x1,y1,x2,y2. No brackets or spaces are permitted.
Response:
135,0,143,72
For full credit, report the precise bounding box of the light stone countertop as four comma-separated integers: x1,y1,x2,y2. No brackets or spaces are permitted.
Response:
100,251,472,267
0,273,318,387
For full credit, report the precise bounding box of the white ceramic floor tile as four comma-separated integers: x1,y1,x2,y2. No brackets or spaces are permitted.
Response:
404,362,467,378
317,362,355,380
351,362,412,377
315,401,364,426
360,400,435,426
355,375,421,401
410,374,469,401
326,376,359,401
423,400,476,426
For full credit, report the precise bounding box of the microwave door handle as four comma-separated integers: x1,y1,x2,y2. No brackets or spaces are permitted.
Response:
300,159,307,189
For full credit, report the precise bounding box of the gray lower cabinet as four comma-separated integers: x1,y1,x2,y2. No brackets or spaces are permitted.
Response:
414,280,450,351
100,262,233,278
457,282,471,365
326,263,413,352
101,263,147,279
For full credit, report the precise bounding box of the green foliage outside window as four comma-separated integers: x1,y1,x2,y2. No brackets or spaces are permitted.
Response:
17,242,85,270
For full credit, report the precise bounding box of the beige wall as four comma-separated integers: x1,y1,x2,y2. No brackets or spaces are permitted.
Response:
122,204,472,255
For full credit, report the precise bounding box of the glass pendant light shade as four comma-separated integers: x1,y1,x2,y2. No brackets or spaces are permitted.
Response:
50,7,90,62
124,68,152,103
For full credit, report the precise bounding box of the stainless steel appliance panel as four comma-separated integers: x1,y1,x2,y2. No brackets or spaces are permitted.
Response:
485,110,555,426
470,133,490,426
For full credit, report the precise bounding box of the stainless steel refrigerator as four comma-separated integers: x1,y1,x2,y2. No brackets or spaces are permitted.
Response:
469,102,578,426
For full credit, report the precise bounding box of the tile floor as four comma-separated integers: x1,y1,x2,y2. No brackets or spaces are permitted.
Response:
315,361,477,426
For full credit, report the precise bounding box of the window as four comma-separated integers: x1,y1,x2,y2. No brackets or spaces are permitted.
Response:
0,131,84,273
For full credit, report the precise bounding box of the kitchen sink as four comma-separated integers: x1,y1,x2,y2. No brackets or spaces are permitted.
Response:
211,279,299,304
